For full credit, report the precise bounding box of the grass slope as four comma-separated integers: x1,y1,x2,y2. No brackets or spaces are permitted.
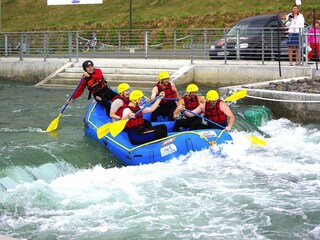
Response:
2,0,320,31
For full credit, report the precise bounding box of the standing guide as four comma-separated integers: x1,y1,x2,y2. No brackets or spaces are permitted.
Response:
67,60,118,116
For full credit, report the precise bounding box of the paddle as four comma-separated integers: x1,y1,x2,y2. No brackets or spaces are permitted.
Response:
46,78,84,132
97,96,161,139
184,108,266,146
223,89,247,102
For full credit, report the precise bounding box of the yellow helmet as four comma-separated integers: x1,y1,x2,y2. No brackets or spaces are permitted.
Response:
206,90,219,101
129,90,144,103
158,71,170,82
117,83,130,95
186,84,199,94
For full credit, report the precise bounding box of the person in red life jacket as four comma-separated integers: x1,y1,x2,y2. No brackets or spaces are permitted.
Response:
67,60,118,116
150,71,180,122
119,90,167,145
172,84,205,132
184,90,234,132
110,83,131,121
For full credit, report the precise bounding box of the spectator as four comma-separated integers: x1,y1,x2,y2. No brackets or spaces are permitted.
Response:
307,20,320,61
285,4,305,66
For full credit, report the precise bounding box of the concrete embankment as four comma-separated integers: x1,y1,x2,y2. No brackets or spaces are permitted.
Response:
219,77,320,124
0,57,314,87
1,57,319,124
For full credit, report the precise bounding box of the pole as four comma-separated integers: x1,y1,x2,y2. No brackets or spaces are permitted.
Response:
129,0,132,48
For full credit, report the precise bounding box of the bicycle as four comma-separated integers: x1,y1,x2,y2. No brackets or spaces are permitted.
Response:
78,36,97,52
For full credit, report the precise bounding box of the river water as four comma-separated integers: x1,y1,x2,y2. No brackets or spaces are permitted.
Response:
0,81,320,240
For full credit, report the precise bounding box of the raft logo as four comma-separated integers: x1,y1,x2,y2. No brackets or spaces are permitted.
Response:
47,0,103,5
160,144,177,157
200,131,217,138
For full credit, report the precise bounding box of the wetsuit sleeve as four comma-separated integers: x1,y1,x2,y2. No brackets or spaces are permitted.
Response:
91,68,103,80
72,78,86,100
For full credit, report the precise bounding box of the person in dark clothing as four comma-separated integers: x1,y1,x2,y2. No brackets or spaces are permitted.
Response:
150,71,180,122
172,84,204,132
118,90,167,145
67,60,118,116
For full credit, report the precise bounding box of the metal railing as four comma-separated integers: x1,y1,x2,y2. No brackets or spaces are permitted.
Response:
0,28,316,64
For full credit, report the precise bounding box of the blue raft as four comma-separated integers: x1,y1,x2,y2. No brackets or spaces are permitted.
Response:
84,102,233,166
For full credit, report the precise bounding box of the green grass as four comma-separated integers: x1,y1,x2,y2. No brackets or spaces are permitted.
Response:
2,0,320,31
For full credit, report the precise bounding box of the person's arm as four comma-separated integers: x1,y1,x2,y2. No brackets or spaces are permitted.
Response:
173,98,185,119
121,108,135,120
150,86,158,100
110,99,123,120
143,91,165,113
183,103,204,117
220,101,235,132
91,68,103,80
171,82,180,99
67,78,86,103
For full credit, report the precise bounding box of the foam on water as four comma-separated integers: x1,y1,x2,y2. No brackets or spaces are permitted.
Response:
0,118,319,239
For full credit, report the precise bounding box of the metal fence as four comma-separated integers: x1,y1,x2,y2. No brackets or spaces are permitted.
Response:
0,28,317,64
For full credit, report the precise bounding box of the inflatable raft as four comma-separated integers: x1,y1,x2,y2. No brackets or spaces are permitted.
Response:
83,102,233,166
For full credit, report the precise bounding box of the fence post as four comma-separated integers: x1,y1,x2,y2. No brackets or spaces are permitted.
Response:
76,31,79,62
92,31,96,57
204,29,208,59
190,30,193,64
118,31,121,58
145,30,148,59
262,30,265,65
19,32,23,61
68,31,72,62
4,33,8,57
236,28,240,60
224,29,227,64
173,30,177,59
44,32,48,62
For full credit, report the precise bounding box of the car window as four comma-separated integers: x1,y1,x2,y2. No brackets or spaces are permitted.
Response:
267,20,279,28
227,22,261,37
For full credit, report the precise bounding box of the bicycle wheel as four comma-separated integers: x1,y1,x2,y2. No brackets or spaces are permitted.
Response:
79,42,90,52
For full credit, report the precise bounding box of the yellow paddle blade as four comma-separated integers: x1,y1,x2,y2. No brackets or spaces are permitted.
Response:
97,122,113,139
224,89,247,102
110,119,128,137
46,113,62,132
247,135,267,147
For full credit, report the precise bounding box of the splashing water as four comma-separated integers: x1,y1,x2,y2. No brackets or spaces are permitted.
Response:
0,82,319,239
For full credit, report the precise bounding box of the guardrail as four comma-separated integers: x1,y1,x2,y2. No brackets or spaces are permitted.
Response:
0,28,318,64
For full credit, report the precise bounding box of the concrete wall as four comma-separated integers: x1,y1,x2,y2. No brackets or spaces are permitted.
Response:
0,60,66,83
193,64,313,87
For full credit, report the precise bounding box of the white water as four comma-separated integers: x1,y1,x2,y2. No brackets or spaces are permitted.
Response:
1,119,319,240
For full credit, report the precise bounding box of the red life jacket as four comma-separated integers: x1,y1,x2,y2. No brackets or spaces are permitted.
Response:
86,76,106,94
204,100,227,124
112,94,130,105
117,105,144,129
155,82,177,104
183,95,199,111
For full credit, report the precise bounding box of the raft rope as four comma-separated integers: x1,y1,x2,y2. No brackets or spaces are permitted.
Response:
246,95,320,103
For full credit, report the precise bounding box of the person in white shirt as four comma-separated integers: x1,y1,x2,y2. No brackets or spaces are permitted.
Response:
285,4,305,66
